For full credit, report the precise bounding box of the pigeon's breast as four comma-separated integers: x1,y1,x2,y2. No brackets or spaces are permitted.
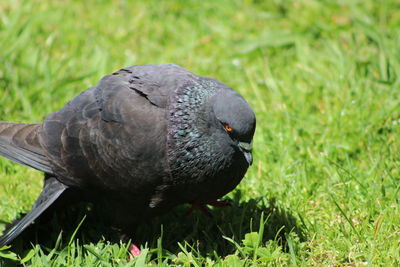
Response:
165,79,248,203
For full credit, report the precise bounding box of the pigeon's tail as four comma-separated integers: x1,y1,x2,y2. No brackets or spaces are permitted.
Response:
0,177,67,247
0,122,53,174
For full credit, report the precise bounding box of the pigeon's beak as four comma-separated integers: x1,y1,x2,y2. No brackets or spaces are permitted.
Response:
238,141,253,165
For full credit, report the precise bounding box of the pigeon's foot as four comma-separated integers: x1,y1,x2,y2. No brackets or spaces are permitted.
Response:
186,203,212,217
186,200,231,217
119,231,141,260
128,244,141,260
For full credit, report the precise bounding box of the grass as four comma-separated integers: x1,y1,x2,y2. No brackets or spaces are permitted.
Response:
0,0,399,265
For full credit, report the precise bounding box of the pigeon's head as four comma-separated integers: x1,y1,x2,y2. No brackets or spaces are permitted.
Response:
210,89,256,165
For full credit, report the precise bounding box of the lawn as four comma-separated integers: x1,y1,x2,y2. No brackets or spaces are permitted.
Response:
0,0,399,265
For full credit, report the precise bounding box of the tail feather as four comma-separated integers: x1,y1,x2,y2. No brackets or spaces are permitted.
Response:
0,177,67,247
0,122,53,174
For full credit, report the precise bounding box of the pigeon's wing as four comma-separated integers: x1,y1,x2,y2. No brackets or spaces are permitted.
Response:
0,177,67,247
40,64,192,190
0,124,65,246
0,122,53,174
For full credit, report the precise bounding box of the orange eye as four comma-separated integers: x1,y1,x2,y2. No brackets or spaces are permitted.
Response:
223,124,233,132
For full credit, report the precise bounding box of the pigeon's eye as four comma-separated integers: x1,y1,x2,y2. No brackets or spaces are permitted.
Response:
223,123,233,133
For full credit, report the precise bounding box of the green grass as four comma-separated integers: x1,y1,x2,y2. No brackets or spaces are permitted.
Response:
0,0,399,265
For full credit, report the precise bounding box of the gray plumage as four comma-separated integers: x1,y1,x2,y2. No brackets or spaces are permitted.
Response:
0,64,256,246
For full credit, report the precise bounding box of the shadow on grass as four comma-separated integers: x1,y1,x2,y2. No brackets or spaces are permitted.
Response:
1,190,307,259
136,190,307,257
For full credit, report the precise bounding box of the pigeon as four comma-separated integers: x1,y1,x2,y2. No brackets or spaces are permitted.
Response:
0,64,256,247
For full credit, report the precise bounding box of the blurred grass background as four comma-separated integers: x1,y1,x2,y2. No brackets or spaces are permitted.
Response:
0,0,399,265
